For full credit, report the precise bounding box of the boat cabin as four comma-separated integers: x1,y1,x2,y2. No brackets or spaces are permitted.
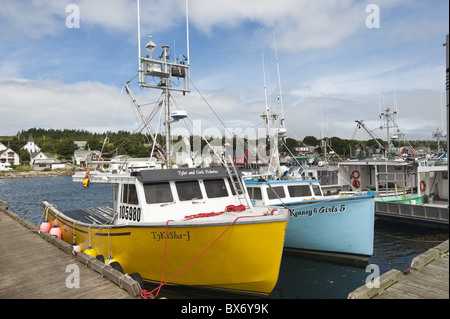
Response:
77,167,248,225
245,179,324,207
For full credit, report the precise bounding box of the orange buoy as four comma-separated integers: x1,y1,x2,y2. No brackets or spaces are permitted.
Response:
49,225,62,239
420,180,426,192
40,221,51,233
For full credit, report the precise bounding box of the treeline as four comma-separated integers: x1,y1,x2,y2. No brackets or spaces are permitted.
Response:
2,128,153,161
1,128,444,162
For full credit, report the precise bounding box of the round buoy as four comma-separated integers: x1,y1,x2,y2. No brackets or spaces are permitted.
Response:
83,245,97,257
49,225,61,239
40,221,51,233
71,244,81,254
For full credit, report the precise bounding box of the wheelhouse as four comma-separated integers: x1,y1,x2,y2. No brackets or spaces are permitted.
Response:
245,179,324,207
113,167,247,224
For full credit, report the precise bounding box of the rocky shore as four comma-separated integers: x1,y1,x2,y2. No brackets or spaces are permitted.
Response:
0,169,74,179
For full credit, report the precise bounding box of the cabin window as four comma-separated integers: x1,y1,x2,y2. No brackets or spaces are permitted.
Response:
288,185,312,197
176,180,203,201
312,185,322,196
247,187,262,200
143,182,173,204
204,179,228,198
267,186,286,200
122,184,139,205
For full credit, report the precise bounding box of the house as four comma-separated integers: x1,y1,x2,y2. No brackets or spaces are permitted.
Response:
73,149,103,169
0,142,7,151
30,151,51,165
30,152,66,170
21,139,41,153
0,147,20,166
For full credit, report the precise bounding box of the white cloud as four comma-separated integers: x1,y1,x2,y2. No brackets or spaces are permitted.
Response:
0,0,447,144
0,78,136,135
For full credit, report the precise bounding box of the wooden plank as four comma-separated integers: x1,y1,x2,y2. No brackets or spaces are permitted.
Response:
347,269,404,299
349,240,449,299
373,255,448,299
0,208,140,299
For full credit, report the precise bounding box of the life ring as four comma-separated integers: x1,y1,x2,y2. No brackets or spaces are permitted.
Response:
351,170,360,179
420,180,426,192
352,179,360,189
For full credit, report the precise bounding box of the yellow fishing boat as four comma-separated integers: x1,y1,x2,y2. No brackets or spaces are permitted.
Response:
41,18,288,297
42,167,288,297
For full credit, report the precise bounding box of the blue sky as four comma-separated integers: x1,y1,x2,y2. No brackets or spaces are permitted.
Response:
0,0,448,142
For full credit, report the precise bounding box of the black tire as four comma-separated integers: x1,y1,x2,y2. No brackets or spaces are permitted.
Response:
109,261,123,273
130,272,145,290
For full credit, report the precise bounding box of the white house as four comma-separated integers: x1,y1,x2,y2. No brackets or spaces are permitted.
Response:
22,140,41,153
30,152,66,170
0,147,20,166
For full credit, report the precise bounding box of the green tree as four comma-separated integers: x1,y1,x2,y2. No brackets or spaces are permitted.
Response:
57,140,77,159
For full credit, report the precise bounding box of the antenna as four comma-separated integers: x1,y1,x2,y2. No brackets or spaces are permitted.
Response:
137,0,142,82
273,30,285,129
186,0,190,65
261,51,270,134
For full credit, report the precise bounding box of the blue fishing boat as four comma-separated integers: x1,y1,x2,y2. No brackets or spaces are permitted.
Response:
242,47,375,260
245,178,375,259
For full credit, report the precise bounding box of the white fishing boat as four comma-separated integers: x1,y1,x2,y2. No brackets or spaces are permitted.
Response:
41,2,288,298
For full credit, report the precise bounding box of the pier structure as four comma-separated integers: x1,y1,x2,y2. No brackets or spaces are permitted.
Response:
0,201,141,299
348,240,449,299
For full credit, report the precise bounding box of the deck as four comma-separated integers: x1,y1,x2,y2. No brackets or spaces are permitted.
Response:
348,240,449,299
0,202,141,299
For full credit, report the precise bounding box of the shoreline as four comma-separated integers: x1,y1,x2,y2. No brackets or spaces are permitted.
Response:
0,169,74,179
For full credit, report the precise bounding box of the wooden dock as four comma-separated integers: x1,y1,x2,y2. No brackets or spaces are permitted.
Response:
0,202,141,299
348,240,449,299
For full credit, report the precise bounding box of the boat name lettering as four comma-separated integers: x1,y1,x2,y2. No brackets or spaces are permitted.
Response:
177,169,219,177
119,205,141,222
290,205,346,217
151,230,191,242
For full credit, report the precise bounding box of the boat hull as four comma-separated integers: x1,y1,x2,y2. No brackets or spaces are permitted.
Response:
42,202,287,297
283,196,375,259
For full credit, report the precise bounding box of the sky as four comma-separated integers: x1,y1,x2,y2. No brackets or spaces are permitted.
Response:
0,0,448,143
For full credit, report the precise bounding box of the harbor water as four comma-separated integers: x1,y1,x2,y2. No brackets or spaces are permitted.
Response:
0,176,448,299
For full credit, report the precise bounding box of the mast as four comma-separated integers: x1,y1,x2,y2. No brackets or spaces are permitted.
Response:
261,51,281,178
273,30,285,132
134,1,191,168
